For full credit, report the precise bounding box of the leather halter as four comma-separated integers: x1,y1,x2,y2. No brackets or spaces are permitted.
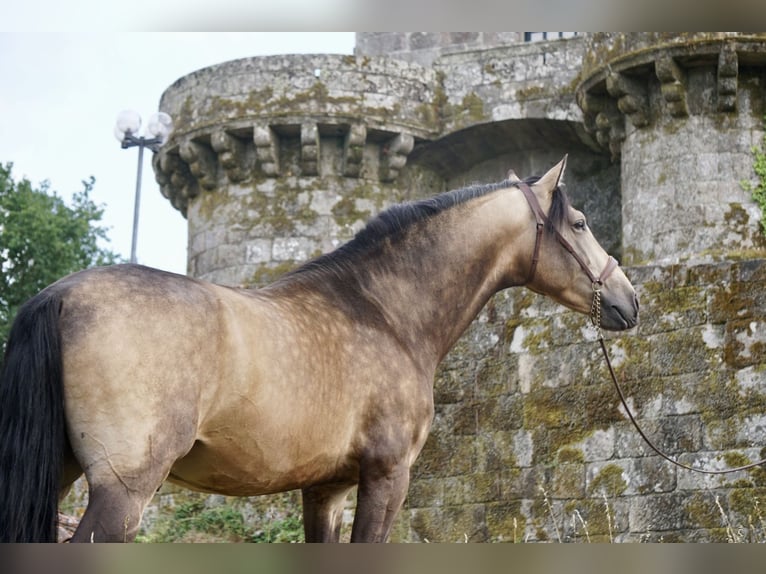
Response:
517,182,618,288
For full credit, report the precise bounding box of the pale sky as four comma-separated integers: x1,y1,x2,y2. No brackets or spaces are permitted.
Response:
0,33,356,275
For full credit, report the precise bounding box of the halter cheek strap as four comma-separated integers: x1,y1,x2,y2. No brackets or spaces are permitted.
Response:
517,182,618,287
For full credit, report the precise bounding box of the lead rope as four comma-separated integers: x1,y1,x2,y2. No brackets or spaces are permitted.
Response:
591,284,766,475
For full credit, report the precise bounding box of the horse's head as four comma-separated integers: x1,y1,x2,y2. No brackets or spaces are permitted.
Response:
511,157,639,331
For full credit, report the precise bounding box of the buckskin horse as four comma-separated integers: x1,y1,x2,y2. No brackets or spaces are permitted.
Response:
0,157,638,542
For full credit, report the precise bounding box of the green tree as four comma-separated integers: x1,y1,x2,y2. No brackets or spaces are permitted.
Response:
0,162,122,347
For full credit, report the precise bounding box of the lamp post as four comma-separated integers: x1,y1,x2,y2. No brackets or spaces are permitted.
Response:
114,110,173,264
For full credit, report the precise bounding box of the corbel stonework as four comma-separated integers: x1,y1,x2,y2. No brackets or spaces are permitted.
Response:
253,124,280,176
578,92,624,158
717,44,738,112
597,110,625,159
300,123,320,176
179,139,218,191
343,123,367,177
153,149,196,215
606,72,649,128
210,129,251,183
577,95,599,138
380,132,414,182
655,56,689,118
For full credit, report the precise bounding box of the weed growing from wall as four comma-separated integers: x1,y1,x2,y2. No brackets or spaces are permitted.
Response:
742,115,766,237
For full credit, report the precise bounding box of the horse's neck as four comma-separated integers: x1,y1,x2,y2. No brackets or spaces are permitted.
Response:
358,190,527,371
269,188,529,373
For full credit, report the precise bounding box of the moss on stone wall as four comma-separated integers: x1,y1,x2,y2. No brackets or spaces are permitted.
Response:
331,195,370,229
589,464,629,498
401,258,766,542
246,260,298,287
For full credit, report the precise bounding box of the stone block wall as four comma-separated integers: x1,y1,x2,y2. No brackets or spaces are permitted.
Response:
355,32,524,66
434,36,586,132
58,33,766,544
391,258,766,542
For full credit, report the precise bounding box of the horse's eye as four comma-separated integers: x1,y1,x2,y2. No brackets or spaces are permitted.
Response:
573,219,586,231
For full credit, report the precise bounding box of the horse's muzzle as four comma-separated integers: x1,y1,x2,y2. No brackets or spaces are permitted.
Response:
602,291,639,331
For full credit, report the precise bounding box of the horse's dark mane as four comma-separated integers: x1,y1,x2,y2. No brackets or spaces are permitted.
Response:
274,175,571,286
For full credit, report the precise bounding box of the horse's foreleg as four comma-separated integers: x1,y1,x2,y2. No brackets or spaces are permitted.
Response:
350,465,410,542
301,483,354,542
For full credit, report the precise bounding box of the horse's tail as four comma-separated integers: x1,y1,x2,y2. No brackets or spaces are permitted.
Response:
0,289,66,542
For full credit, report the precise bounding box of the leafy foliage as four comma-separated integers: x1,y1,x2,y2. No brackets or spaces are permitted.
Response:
0,163,121,347
742,116,766,237
136,498,305,543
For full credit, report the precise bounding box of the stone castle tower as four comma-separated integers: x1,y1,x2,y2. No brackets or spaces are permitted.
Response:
150,33,766,542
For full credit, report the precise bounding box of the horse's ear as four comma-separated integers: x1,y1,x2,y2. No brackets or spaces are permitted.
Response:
534,155,568,197
506,168,522,183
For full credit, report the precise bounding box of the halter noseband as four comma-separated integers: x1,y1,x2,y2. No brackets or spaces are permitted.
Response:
517,181,619,300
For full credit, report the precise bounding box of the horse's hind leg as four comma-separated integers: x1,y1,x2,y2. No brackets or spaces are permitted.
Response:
70,481,152,542
69,455,175,543
301,483,354,542
68,446,182,542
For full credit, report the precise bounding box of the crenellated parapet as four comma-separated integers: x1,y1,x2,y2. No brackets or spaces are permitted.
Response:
154,55,440,218
577,33,766,266
153,54,448,284
577,33,766,158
